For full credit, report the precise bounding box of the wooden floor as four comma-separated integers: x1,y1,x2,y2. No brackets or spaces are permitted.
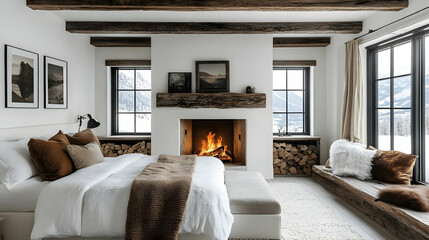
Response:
273,176,398,240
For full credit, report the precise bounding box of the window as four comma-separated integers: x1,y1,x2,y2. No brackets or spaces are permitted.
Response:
111,67,151,135
273,67,310,135
367,25,429,182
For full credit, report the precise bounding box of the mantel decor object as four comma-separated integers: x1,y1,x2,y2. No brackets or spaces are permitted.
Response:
196,61,229,93
168,72,191,93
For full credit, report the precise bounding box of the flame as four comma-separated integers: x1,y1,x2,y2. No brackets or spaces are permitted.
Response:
198,131,232,161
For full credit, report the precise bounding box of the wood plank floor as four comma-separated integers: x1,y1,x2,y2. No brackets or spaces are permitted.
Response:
270,177,398,240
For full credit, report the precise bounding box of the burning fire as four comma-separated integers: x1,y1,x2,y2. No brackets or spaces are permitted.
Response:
197,131,232,161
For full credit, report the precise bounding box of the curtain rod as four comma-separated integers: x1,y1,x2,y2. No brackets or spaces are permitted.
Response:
345,5,429,44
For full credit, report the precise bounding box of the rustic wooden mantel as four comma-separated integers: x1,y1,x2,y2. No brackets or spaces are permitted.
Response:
156,93,266,109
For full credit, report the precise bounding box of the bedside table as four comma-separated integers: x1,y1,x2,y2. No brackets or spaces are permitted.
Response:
0,217,4,240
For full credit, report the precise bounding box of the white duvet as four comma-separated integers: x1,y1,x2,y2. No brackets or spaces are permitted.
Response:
31,154,233,240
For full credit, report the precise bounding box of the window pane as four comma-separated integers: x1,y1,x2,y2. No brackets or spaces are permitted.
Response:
136,91,151,112
118,70,134,89
273,91,286,112
377,109,390,150
377,49,390,79
136,114,151,133
273,114,286,133
393,76,411,108
394,109,411,154
273,70,286,89
288,114,303,133
288,91,303,112
136,70,151,90
393,42,411,76
118,91,134,112
377,79,390,108
118,114,135,133
287,70,304,89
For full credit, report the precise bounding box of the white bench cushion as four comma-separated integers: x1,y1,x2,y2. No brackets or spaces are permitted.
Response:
225,170,281,214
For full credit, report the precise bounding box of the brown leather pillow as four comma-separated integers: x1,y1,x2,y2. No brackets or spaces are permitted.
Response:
371,150,417,185
376,186,429,212
66,129,103,156
28,131,74,181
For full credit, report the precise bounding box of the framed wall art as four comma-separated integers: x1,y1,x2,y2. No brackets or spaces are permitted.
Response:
44,56,68,109
168,72,191,93
196,61,230,93
5,45,39,108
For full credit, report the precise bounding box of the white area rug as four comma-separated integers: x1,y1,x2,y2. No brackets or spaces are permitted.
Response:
268,179,364,240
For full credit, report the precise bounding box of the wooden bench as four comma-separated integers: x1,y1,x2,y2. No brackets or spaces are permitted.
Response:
312,165,429,240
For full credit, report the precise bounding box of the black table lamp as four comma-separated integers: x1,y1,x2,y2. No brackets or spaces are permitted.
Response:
78,114,100,132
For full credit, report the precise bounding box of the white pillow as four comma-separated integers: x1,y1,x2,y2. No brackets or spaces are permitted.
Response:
0,138,38,189
329,139,376,180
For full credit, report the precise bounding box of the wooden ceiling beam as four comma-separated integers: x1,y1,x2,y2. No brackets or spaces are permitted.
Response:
105,60,151,67
90,37,151,47
273,60,317,67
273,37,331,47
27,0,408,11
66,22,362,34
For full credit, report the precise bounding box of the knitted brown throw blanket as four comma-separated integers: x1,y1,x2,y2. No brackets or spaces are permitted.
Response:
126,154,196,240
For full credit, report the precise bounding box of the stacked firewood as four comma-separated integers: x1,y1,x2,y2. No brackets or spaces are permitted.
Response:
273,142,318,175
101,141,151,157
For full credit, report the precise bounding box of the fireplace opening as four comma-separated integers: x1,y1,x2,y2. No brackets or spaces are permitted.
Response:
180,119,246,166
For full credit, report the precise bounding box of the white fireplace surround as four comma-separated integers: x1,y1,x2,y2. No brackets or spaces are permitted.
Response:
151,35,274,178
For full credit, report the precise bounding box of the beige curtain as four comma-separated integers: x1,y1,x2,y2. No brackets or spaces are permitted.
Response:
341,40,364,142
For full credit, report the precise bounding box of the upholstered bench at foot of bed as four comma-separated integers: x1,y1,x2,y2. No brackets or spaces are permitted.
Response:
225,171,282,240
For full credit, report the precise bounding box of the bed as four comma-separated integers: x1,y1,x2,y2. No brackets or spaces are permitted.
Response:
1,154,233,240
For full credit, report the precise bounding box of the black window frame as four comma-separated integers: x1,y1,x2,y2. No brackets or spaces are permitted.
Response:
111,67,151,136
273,67,311,136
367,25,429,183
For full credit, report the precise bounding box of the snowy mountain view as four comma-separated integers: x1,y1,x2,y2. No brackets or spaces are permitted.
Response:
117,69,151,133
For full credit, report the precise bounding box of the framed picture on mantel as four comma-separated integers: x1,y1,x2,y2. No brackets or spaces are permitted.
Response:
168,72,191,93
196,61,230,93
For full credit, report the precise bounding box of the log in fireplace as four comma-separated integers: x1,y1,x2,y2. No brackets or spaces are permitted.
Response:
180,119,246,166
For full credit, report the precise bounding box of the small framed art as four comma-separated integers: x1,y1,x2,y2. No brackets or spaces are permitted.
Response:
196,61,229,93
44,56,68,109
5,45,39,108
168,72,192,93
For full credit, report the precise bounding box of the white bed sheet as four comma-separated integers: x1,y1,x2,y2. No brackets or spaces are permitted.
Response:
0,176,48,212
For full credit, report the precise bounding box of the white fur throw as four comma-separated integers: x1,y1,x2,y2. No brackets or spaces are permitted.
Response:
329,139,376,180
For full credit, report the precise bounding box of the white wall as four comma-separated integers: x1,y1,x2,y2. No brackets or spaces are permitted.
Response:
93,47,151,136
273,47,328,162
151,35,274,178
0,0,95,140
324,0,429,151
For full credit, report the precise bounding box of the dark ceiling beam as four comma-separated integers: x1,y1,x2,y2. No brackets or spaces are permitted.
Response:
273,60,317,67
90,37,151,47
66,22,362,34
27,0,408,11
273,37,331,47
105,60,151,67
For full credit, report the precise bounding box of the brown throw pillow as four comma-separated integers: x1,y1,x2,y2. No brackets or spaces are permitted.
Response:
28,131,74,181
376,186,429,212
66,129,103,156
371,150,417,185
67,142,104,169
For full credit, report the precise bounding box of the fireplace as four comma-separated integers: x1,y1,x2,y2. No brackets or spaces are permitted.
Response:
180,119,246,166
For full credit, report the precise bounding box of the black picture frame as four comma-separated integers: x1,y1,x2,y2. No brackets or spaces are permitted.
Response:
196,61,230,93
44,56,68,109
5,45,39,108
168,72,192,93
